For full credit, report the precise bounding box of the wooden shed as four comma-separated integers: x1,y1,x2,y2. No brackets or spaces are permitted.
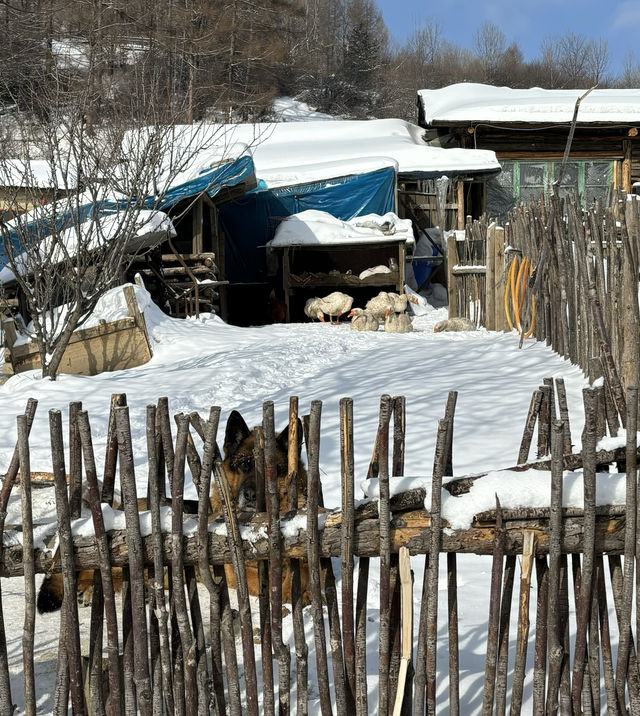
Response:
126,157,256,320
268,211,414,322
0,160,73,220
417,83,640,218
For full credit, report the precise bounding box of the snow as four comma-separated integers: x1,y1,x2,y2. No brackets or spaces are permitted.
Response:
363,470,628,531
268,210,414,247
0,159,75,190
172,118,500,189
271,97,337,122
11,283,152,347
419,83,640,125
0,286,598,713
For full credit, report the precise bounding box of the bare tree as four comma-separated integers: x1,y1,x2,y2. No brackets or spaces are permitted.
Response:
475,22,506,84
619,52,640,88
0,88,233,379
540,33,610,88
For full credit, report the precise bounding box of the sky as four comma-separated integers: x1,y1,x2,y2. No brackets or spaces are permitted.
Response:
375,0,640,77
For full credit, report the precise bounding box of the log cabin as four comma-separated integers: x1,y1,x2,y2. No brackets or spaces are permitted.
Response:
417,83,640,219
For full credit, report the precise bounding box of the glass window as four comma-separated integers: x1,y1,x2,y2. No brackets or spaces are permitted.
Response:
521,163,545,186
557,161,579,187
486,161,516,219
496,161,514,188
519,186,544,204
585,185,608,205
585,161,610,185
486,159,612,219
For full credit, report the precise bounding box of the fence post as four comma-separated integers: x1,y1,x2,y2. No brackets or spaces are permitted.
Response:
486,223,496,331
447,233,459,319
494,226,507,332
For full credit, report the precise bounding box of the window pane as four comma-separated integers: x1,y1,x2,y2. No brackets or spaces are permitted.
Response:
585,186,608,205
585,162,610,186
496,161,514,188
521,163,545,186
558,162,579,186
519,186,544,204
486,175,516,219
557,186,579,201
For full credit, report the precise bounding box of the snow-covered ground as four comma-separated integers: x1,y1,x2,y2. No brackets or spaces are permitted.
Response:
0,285,595,712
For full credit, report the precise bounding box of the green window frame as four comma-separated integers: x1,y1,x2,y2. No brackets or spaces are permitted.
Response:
487,159,613,219
506,160,612,203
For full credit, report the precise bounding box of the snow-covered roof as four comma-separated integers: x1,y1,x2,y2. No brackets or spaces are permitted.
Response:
268,210,414,248
0,209,174,284
0,160,76,190
418,83,640,125
172,118,500,188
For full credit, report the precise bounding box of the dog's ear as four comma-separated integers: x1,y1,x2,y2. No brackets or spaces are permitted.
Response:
224,410,251,456
276,417,304,457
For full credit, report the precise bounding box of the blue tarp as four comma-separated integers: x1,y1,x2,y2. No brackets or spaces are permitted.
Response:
218,166,396,283
157,154,255,209
0,155,256,264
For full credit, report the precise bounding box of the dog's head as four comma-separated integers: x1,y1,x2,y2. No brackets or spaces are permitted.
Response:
222,409,304,512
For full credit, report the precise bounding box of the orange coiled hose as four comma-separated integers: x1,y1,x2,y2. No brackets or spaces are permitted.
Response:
504,255,536,340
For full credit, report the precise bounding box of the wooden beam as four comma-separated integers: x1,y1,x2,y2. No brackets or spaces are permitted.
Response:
447,233,459,319
485,224,496,331
0,507,628,577
622,140,633,193
457,181,464,230
494,226,508,332
192,196,203,254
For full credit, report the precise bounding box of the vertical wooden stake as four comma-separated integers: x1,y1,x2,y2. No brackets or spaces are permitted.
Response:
340,397,356,712
378,395,393,716
305,400,333,716
79,410,123,716
116,406,152,716
0,398,37,716
481,497,506,716
392,547,413,716
18,414,36,716
50,409,86,716
510,530,536,716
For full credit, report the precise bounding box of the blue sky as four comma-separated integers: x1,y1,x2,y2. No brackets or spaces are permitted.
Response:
376,0,640,75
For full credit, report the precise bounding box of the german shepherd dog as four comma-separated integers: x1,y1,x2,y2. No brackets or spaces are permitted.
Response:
37,409,308,613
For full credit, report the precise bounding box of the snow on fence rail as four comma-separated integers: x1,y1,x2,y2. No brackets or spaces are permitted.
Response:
0,383,639,714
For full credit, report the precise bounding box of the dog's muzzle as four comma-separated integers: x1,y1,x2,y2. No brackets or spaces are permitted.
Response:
238,477,257,512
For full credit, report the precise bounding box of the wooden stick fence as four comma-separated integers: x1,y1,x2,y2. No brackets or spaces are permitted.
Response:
0,386,639,713
449,194,640,406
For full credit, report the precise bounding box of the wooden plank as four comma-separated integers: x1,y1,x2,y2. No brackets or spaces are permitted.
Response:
494,227,508,332
160,253,215,263
485,224,496,331
457,182,465,231
288,273,400,289
496,151,624,159
192,197,203,254
623,140,633,193
123,285,153,361
0,509,631,578
447,234,459,319
9,318,136,360
8,286,153,376
451,266,487,276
